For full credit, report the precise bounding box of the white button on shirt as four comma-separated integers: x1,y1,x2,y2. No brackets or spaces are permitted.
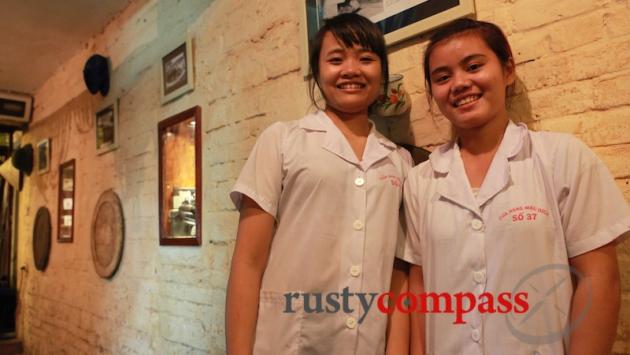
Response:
471,218,484,231
345,317,357,329
231,111,411,355
473,270,485,284
399,122,630,355
471,328,481,342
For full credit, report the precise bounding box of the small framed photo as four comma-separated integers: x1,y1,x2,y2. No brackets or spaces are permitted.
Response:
58,159,75,243
95,101,118,155
160,37,195,104
300,0,476,76
36,138,51,174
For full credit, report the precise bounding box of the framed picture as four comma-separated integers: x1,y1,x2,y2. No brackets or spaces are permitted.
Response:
158,106,202,246
95,101,118,154
160,37,195,104
58,159,75,243
36,138,50,174
0,91,33,127
299,0,476,76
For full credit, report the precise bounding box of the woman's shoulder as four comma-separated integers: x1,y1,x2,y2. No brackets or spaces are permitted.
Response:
528,129,597,164
528,129,586,148
527,129,605,187
258,113,317,140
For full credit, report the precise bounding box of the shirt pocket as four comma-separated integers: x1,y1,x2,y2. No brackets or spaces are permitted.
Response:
253,290,304,355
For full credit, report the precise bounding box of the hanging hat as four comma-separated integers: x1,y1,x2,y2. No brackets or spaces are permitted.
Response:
12,143,33,176
83,54,110,96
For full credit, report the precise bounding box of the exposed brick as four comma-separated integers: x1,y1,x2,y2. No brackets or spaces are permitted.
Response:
618,179,630,201
535,106,630,147
509,30,551,64
547,11,605,53
603,2,630,38
593,144,630,178
518,35,630,90
527,79,595,119
511,0,598,32
593,70,630,109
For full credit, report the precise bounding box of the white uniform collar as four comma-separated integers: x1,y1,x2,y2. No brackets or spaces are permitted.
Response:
298,110,397,169
429,120,527,174
430,121,529,215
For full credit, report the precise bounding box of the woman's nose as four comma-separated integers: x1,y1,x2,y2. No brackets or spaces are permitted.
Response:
340,58,360,77
451,72,472,94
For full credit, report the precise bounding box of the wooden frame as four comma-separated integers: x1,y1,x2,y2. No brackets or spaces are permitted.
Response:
95,101,118,154
160,37,195,104
58,159,76,243
158,106,201,246
36,138,50,174
299,0,476,76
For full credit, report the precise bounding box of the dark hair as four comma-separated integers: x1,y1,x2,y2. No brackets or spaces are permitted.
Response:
308,13,389,109
423,18,514,98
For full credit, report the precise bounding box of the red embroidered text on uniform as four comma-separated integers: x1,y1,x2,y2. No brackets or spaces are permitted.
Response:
499,205,549,222
380,175,402,187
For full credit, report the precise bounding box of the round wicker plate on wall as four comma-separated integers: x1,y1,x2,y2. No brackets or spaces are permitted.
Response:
91,190,124,278
33,207,52,271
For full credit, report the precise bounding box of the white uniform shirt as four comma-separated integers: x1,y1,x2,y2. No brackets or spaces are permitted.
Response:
399,122,630,355
231,111,411,355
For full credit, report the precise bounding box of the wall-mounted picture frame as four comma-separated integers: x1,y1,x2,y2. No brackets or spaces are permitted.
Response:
158,106,201,246
299,0,476,76
160,37,195,104
95,101,118,154
36,138,50,174
0,90,33,127
58,159,76,243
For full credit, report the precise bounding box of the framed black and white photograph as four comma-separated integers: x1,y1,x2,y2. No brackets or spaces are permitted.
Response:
95,101,118,155
58,159,75,243
300,0,475,76
160,37,195,104
37,138,50,174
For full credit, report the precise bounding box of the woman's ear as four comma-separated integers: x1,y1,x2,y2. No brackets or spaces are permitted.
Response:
504,57,516,86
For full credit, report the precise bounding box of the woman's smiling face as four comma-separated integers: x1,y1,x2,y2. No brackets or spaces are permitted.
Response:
318,31,383,116
428,33,515,130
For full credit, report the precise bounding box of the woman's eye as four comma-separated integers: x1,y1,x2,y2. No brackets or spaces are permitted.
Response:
433,74,450,84
328,57,343,64
467,63,483,71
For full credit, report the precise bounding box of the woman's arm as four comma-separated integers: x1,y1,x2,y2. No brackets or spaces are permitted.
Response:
568,242,620,355
386,258,410,355
409,264,425,355
226,196,276,355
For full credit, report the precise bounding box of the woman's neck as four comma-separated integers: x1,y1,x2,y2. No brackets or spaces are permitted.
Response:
324,106,372,161
456,115,509,156
455,114,510,188
324,106,371,137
